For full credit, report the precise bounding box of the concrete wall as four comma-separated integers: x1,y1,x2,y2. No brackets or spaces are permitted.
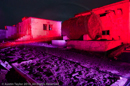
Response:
0,29,6,40
18,18,31,37
31,17,62,39
92,0,129,43
67,40,121,52
6,26,17,39
83,34,92,40
15,17,62,41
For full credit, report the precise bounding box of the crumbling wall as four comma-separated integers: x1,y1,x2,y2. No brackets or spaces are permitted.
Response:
93,0,129,43
67,40,121,52
19,17,31,37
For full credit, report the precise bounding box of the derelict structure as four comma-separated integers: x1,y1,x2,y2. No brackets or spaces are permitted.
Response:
60,0,130,52
62,0,129,42
0,0,130,52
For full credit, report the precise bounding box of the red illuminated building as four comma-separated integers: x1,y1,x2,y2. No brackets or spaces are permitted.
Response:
6,17,62,41
62,0,129,43
61,0,130,51
3,0,130,52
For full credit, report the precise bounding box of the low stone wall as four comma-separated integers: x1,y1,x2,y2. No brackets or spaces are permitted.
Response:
67,40,122,52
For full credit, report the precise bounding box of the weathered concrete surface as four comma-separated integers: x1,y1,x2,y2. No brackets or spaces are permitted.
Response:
16,35,32,41
83,34,92,40
67,40,121,52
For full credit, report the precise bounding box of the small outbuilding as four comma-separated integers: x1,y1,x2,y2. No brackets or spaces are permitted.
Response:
16,17,62,41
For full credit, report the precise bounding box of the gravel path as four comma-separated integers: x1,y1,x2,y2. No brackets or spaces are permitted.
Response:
0,44,120,86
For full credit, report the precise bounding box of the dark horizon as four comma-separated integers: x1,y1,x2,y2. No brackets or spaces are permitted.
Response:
0,0,121,29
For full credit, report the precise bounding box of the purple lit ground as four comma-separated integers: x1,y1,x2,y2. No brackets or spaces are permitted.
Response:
0,42,130,85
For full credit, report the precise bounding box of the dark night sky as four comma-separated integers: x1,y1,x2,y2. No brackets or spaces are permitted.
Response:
0,0,121,29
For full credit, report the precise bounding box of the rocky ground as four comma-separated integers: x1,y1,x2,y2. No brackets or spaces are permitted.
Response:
0,43,122,86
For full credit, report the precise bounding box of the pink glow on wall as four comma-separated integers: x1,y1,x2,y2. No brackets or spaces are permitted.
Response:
62,0,130,44
15,17,62,41
94,0,130,43
30,17,61,39
19,17,31,36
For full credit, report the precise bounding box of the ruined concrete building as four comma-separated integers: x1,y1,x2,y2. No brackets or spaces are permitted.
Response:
62,0,129,43
61,0,130,51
